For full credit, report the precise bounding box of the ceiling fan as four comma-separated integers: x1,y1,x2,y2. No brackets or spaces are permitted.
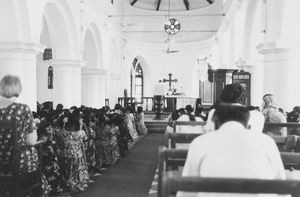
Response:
162,35,179,54
163,47,179,54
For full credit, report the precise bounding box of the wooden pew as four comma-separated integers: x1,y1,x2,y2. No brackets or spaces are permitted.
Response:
173,121,206,133
157,146,300,197
172,121,300,134
165,131,293,149
164,132,201,148
162,171,300,197
263,122,300,135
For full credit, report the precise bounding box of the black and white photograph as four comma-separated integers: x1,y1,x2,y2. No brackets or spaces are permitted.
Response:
1,0,300,196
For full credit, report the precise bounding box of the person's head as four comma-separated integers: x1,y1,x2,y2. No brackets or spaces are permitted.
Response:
0,75,22,98
178,108,185,116
220,83,245,104
137,106,143,114
171,110,180,121
159,80,162,83
185,105,194,114
195,106,203,117
262,94,277,109
212,103,250,129
56,103,64,111
65,109,80,131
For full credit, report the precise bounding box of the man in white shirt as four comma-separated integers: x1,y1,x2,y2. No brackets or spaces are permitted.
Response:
178,104,286,197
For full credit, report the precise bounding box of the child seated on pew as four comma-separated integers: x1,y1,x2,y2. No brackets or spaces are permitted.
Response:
178,104,286,197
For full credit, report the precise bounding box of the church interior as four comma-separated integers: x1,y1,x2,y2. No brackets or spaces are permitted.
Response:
1,0,300,196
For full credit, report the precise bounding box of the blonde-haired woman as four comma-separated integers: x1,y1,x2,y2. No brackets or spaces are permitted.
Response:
262,94,287,136
0,74,49,196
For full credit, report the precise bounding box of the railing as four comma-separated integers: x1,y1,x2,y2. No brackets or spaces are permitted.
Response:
118,97,155,112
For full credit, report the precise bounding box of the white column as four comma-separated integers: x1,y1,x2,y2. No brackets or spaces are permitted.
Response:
0,42,45,111
258,41,300,111
82,68,107,108
51,59,84,108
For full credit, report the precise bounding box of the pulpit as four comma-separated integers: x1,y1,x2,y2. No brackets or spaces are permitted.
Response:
208,69,237,104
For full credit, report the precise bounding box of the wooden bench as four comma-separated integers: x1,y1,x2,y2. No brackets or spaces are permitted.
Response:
164,131,295,150
172,121,300,134
0,120,46,196
158,146,300,197
164,132,201,148
173,121,206,133
161,171,300,197
264,122,300,135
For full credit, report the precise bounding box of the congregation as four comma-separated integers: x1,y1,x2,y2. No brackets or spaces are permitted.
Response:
0,75,148,196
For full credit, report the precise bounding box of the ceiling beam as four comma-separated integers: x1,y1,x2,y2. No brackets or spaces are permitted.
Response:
130,0,139,6
207,0,214,4
183,0,189,10
156,0,161,11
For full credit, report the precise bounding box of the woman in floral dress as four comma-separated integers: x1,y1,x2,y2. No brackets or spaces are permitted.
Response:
135,106,148,135
37,119,64,194
0,75,49,196
63,110,89,192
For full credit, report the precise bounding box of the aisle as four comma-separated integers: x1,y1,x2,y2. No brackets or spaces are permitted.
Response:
75,133,164,197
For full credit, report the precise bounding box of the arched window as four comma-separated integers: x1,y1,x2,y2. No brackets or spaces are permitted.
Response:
131,58,144,104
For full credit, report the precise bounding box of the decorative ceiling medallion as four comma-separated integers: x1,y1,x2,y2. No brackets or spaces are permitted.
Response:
164,18,181,35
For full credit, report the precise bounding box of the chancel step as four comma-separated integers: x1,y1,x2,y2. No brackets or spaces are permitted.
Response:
145,121,168,133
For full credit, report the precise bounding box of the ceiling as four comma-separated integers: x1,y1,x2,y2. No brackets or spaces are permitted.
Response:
104,0,230,45
128,0,215,11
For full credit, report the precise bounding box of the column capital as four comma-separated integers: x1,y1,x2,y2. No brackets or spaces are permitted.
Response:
50,59,87,68
110,73,123,80
82,68,107,75
0,42,46,54
257,40,300,54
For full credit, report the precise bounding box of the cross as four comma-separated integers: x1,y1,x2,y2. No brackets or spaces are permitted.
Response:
163,73,178,91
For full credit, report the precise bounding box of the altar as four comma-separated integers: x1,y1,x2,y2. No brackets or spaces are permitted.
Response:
164,96,197,112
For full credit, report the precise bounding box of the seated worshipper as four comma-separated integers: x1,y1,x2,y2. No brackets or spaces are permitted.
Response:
124,106,139,140
204,83,264,134
262,94,287,136
204,83,245,133
135,106,148,135
166,110,180,133
176,105,204,134
178,104,286,197
0,75,49,196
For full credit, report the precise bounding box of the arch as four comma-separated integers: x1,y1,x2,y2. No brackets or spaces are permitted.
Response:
280,1,300,42
129,55,150,98
242,0,262,60
109,39,120,73
83,29,98,69
0,0,18,41
82,23,104,69
42,1,78,59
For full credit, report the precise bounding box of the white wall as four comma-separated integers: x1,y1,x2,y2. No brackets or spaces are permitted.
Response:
122,40,214,99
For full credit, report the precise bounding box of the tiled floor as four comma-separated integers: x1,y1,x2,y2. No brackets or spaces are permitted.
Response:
148,167,159,197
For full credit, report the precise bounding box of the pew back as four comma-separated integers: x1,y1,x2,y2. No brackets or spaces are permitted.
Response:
164,132,201,148
165,131,291,150
162,171,300,197
173,121,206,133
264,122,300,135
158,146,300,197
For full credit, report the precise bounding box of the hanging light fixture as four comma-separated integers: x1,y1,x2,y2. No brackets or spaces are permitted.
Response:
164,18,181,35
164,0,181,35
